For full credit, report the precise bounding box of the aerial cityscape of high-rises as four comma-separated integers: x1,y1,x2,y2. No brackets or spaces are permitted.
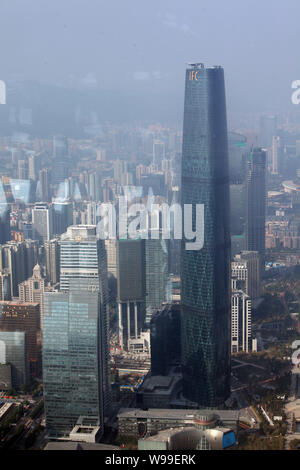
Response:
0,0,300,455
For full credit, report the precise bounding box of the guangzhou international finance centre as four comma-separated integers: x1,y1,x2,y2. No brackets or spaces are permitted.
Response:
181,64,231,407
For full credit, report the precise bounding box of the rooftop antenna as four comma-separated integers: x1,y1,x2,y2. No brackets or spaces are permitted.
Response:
187,62,204,69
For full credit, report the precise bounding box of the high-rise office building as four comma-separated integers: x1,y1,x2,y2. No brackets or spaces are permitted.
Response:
44,238,60,285
28,154,39,181
245,148,266,273
17,160,28,180
145,237,170,325
0,270,11,301
59,225,110,413
105,239,117,278
228,132,247,184
52,201,73,236
150,303,181,377
43,280,103,438
117,239,146,351
22,223,33,240
0,331,27,390
32,203,53,242
259,115,277,149
0,242,27,297
180,64,231,407
230,183,246,237
153,140,165,166
0,301,41,379
18,264,45,326
53,135,68,158
228,133,247,239
24,239,39,281
231,251,260,300
231,285,252,354
38,168,51,202
271,136,280,175
0,203,10,245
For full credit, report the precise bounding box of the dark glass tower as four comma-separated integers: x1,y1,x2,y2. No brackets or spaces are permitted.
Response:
181,64,231,407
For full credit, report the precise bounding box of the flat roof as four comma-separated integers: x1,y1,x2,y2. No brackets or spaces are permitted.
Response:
0,301,39,307
118,408,240,421
44,442,119,451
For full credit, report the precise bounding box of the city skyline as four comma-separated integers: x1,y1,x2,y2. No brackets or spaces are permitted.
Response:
0,1,300,452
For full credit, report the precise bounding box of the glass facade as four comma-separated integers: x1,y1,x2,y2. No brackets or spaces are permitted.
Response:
245,148,266,272
145,238,170,324
59,225,110,413
150,303,181,376
0,331,27,389
181,65,231,407
43,281,102,437
117,239,146,349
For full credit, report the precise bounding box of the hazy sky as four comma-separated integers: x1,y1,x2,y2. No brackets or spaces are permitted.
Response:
1,0,300,115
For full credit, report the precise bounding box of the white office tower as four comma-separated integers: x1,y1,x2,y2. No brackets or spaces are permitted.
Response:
231,279,252,353
19,263,45,326
32,203,53,242
231,251,260,300
59,225,110,414
271,136,280,175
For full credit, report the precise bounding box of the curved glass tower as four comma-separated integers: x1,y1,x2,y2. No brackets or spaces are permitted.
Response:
181,64,231,407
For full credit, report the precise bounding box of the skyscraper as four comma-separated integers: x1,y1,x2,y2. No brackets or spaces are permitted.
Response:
231,284,252,354
271,136,280,175
0,242,28,297
145,237,170,325
117,239,146,351
0,301,41,379
44,238,60,285
59,225,110,412
153,140,165,166
43,280,103,438
150,303,181,377
32,203,53,242
0,205,10,245
38,168,51,202
181,64,231,407
52,201,73,236
259,115,277,149
18,264,45,326
28,153,39,181
245,148,266,273
53,135,68,158
0,270,11,301
0,331,27,390
231,251,260,300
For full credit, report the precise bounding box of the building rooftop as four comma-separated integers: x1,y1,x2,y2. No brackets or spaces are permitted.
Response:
0,301,39,307
118,408,240,422
44,442,119,451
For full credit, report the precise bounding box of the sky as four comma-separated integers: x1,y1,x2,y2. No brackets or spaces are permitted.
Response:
0,0,300,123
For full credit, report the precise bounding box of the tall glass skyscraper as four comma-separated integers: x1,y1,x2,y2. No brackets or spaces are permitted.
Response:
59,225,110,413
181,64,231,407
117,238,146,350
245,148,266,274
145,237,170,325
43,280,103,437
